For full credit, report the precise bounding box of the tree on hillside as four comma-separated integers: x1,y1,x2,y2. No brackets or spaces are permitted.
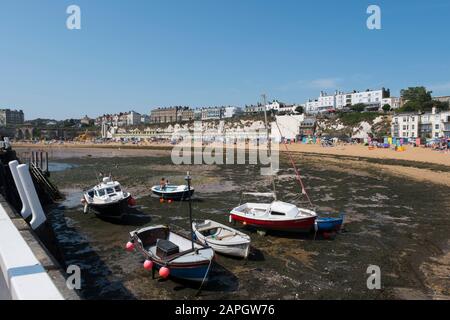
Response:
350,103,366,112
295,106,304,114
399,86,449,112
382,104,391,112
400,87,432,104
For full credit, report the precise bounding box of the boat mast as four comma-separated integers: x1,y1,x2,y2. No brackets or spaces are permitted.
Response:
185,172,195,250
262,94,277,201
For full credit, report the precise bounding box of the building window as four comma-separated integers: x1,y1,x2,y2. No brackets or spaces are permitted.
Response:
435,124,439,130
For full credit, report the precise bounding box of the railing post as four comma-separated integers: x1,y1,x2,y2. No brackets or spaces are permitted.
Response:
8,160,32,219
45,152,49,173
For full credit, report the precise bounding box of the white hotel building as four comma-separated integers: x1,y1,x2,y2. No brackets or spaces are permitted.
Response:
305,89,399,114
392,108,450,139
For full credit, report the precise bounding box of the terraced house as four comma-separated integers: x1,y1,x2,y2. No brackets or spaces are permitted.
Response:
392,107,450,139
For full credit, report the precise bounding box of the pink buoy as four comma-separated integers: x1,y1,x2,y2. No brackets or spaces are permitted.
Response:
159,266,170,278
143,260,153,271
125,241,135,251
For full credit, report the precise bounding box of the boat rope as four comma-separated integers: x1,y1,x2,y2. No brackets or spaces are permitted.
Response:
274,121,314,208
196,255,213,297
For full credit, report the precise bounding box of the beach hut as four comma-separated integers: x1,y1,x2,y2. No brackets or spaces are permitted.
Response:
415,138,421,146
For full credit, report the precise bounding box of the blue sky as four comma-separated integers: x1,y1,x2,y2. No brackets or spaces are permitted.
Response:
1,0,450,120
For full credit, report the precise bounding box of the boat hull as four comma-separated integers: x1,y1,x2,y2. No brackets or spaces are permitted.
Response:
86,195,130,217
151,189,194,200
230,213,316,232
200,240,250,259
151,259,212,282
316,217,343,232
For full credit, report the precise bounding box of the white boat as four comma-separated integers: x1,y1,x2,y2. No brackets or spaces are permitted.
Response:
82,176,132,217
192,220,251,259
151,184,194,200
230,200,317,233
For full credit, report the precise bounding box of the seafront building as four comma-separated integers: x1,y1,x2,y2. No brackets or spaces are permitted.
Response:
391,107,450,139
305,88,399,114
150,106,193,123
149,106,242,122
126,111,142,126
266,101,302,114
201,106,224,120
244,104,266,114
0,109,25,126
150,107,178,123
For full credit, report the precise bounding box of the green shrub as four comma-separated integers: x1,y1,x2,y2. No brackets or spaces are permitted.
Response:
338,112,381,126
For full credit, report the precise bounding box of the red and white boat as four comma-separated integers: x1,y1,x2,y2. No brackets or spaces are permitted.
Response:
229,99,317,234
230,200,317,233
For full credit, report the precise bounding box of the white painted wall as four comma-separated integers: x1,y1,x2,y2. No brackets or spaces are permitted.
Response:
271,114,304,141
0,204,64,300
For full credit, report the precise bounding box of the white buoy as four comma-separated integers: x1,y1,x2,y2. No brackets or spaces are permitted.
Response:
8,160,32,219
17,164,47,230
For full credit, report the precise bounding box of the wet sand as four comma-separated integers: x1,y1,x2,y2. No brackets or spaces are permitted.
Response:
39,147,450,300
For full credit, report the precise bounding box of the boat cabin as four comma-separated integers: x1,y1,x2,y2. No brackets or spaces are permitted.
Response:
269,201,300,217
87,177,123,199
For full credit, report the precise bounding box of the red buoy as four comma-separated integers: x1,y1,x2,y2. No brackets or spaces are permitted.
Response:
125,241,135,251
168,199,173,204
128,197,137,206
159,266,170,278
160,198,165,204
143,260,153,271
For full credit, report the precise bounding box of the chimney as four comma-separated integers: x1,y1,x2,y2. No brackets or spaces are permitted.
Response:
432,107,436,115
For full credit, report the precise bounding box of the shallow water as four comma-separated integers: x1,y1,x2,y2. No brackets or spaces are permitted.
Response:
48,162,78,172
47,152,450,300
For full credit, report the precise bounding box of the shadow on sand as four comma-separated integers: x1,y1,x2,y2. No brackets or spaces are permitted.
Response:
153,262,240,297
97,206,152,226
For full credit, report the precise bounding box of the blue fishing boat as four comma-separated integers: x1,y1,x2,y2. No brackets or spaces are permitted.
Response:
315,215,344,232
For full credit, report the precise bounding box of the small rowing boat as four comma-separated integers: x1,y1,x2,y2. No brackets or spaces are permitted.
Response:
128,172,214,284
128,225,214,282
193,220,251,259
151,184,194,200
315,215,344,232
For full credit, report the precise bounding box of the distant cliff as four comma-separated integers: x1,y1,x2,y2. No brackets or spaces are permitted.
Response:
315,114,392,139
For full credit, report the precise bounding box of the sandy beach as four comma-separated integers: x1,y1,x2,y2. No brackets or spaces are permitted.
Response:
13,141,450,166
13,141,450,188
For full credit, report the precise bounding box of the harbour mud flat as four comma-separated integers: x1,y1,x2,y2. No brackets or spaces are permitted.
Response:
32,147,449,300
